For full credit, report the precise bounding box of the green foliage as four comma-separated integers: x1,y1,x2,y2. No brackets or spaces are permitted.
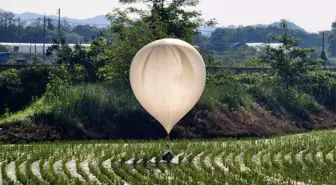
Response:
44,83,139,122
47,38,98,82
0,45,9,52
30,54,43,64
198,72,253,112
207,24,320,52
218,45,259,66
260,20,323,90
0,67,50,115
239,56,269,67
250,76,322,117
298,72,336,111
328,20,336,57
0,11,103,43
97,0,216,82
117,0,217,43
320,50,328,62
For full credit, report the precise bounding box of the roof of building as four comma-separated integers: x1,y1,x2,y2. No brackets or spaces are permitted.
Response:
0,42,91,53
246,42,282,48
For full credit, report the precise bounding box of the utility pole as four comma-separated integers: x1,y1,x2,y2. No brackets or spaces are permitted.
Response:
57,8,61,41
323,32,327,68
43,13,46,55
322,32,325,51
320,31,328,68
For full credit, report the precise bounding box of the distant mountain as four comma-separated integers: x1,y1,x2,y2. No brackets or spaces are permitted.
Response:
199,26,221,37
0,9,110,26
1,9,306,35
200,22,307,37
255,21,306,32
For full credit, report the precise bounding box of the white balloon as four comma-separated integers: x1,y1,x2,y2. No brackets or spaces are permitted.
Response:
129,38,206,134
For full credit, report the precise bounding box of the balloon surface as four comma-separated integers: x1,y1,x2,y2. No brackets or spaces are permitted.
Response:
129,38,206,134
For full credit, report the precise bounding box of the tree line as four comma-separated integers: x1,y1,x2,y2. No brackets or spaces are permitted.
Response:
2,10,336,59
0,11,104,44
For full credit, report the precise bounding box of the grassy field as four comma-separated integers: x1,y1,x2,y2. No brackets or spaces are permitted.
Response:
0,130,336,185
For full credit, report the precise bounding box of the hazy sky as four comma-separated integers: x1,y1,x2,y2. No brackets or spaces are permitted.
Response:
1,0,336,33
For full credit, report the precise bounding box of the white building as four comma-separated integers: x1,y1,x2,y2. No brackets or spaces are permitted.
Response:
245,43,282,51
0,42,91,54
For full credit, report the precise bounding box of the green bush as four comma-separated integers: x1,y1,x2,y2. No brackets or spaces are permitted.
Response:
199,72,253,112
250,76,322,118
298,72,336,112
0,64,87,116
0,67,50,115
44,83,140,122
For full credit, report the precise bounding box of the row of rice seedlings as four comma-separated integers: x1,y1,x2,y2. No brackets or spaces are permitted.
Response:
1,130,336,184
15,157,28,184
39,158,54,184
48,156,69,185
1,160,15,185
220,149,248,184
179,150,207,184
75,158,100,185
26,157,47,185
132,154,166,184
62,157,84,185
172,155,196,185
97,155,118,184
89,158,113,185
277,138,306,177
124,148,148,177
280,135,327,184
75,158,89,182
206,149,231,184
165,165,186,185
267,145,293,183
247,140,287,184
190,144,225,184
305,144,334,184
241,146,269,184
111,157,135,184
210,150,234,184
231,144,272,185
199,150,225,185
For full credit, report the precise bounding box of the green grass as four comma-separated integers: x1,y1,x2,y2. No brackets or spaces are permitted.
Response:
0,97,49,124
0,130,336,184
0,74,254,125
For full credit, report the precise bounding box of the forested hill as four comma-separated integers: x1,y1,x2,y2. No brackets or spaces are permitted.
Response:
0,10,330,53
197,26,323,52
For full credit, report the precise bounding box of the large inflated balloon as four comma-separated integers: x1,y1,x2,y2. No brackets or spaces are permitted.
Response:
130,38,206,134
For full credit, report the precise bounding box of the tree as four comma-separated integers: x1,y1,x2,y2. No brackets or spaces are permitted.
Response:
46,38,99,82
0,45,9,52
98,0,216,82
46,38,73,65
260,19,323,92
328,20,336,57
117,0,216,43
47,18,55,30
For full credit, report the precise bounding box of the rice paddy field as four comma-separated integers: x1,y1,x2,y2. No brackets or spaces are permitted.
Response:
1,130,336,185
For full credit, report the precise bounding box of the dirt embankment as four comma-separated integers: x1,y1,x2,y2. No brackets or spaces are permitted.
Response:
1,105,336,143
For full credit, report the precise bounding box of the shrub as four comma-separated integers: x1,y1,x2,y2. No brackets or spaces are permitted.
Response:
0,67,50,115
250,76,322,118
198,72,253,112
45,83,140,122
